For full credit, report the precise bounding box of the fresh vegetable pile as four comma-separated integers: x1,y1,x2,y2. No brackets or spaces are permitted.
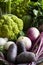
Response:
0,0,43,65
0,27,43,65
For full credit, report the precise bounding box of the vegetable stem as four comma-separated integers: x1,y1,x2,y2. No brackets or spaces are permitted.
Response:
36,39,43,56
0,8,2,16
39,46,43,53
36,57,43,64
32,36,40,51
6,0,11,14
38,52,43,58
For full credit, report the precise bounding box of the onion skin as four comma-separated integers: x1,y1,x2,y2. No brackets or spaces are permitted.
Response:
27,27,40,41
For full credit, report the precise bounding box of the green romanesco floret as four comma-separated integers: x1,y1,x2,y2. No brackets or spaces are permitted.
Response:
0,14,23,40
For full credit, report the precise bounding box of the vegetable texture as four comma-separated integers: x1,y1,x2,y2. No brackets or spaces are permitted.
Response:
0,58,9,65
4,41,14,50
11,0,30,18
0,38,8,52
27,27,40,41
7,43,17,63
32,16,43,32
15,52,36,64
31,32,43,65
0,14,23,40
0,0,43,65
0,52,4,59
22,15,32,31
17,36,32,50
0,38,8,46
16,41,26,55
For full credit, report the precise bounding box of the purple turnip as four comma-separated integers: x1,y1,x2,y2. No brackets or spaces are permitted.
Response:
27,27,40,41
17,36,32,50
